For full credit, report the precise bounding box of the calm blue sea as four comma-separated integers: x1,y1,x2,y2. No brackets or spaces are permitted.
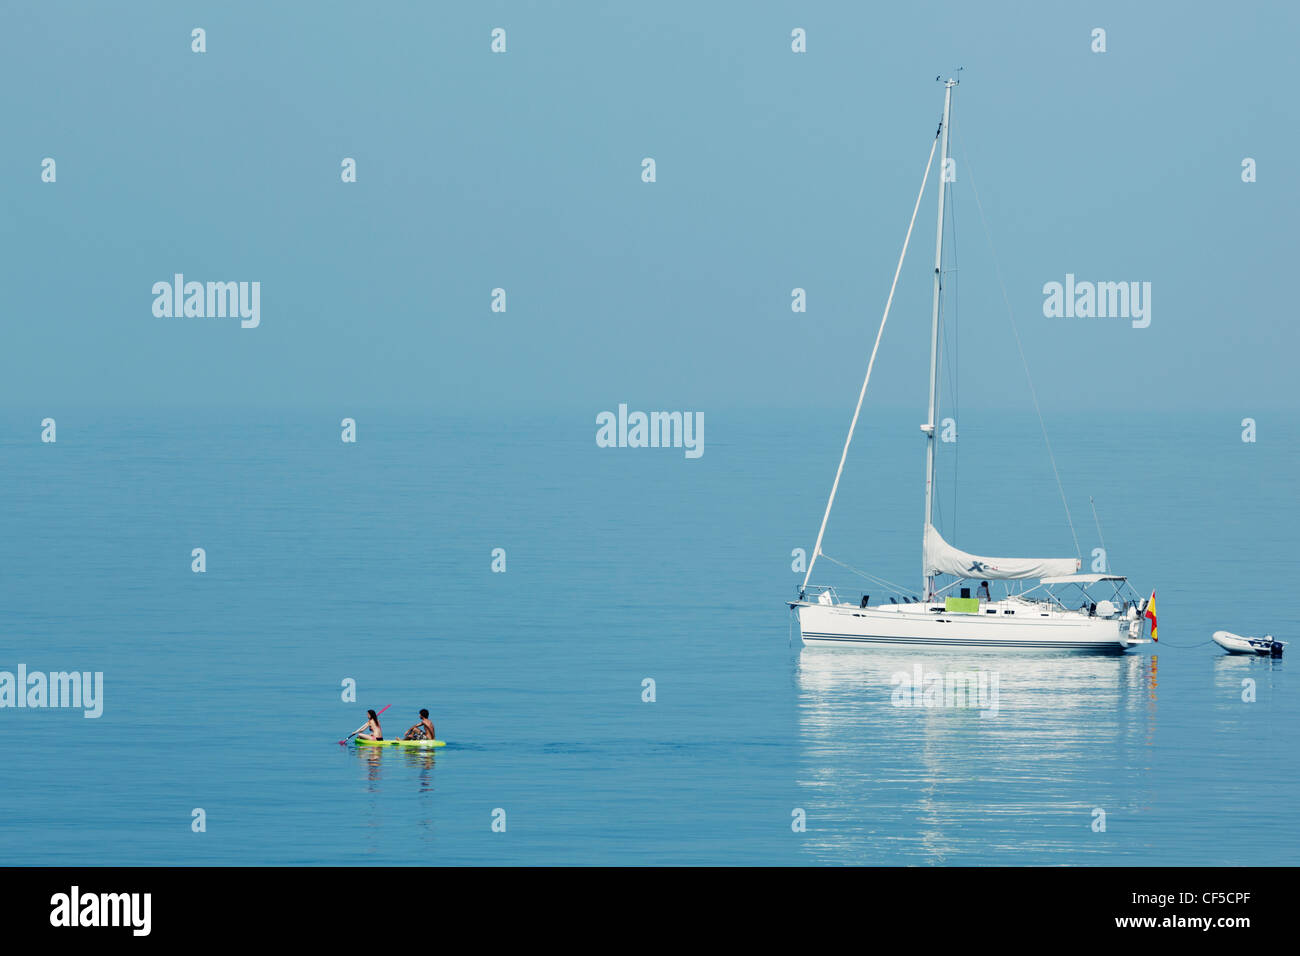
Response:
0,407,1294,865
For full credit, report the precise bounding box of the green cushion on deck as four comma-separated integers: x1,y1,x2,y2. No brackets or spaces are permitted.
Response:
944,596,980,614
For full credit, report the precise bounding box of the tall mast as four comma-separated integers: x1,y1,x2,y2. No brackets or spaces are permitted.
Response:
922,78,956,599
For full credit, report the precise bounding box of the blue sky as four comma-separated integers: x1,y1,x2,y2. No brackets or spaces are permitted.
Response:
3,1,1295,413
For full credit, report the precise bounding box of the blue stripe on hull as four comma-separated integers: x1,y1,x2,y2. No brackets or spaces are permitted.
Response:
800,631,1126,652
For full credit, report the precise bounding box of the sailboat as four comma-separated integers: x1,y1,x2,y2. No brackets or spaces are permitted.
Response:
789,78,1151,653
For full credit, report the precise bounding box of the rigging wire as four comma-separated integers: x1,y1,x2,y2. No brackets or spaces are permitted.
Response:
819,553,911,596
930,171,961,538
932,244,947,535
955,127,1082,561
1089,496,1108,571
799,128,942,593
933,173,961,542
946,181,960,543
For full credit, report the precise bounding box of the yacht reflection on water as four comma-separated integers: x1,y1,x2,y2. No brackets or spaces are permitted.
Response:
794,647,1159,864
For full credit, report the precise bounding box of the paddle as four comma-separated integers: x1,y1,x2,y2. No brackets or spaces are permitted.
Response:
339,704,391,745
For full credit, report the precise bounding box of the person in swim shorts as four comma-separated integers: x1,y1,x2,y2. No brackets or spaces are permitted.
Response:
402,708,435,741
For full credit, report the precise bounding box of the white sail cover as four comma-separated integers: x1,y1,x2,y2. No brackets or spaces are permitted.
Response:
924,524,1080,581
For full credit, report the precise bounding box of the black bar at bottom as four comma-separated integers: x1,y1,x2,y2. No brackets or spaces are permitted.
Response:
0,866,1281,941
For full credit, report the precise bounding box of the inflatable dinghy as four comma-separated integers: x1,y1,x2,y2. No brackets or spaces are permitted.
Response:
1212,631,1285,657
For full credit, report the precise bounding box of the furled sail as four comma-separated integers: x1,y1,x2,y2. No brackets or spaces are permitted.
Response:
923,524,1080,581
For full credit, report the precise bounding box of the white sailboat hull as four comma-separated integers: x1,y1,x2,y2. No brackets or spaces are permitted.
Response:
788,83,1152,655
794,600,1141,653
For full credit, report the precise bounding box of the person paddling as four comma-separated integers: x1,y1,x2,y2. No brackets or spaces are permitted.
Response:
355,709,383,742
403,708,435,741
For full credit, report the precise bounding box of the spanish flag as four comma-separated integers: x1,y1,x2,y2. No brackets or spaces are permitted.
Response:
1144,591,1158,641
